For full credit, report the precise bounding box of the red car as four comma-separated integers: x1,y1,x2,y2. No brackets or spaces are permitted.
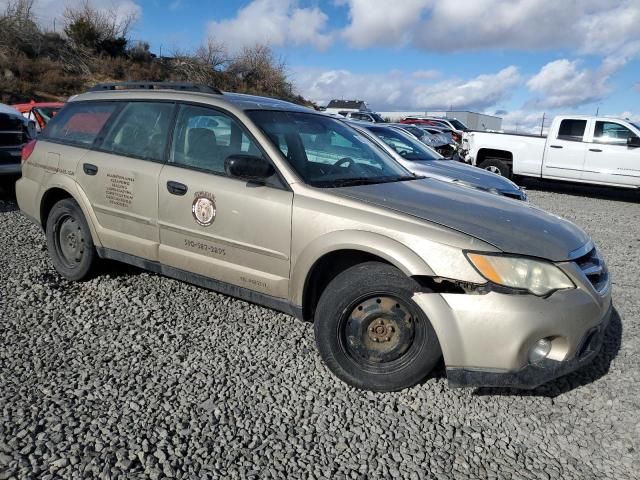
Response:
11,101,64,132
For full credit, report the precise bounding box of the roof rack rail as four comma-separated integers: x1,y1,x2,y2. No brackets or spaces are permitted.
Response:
88,82,223,95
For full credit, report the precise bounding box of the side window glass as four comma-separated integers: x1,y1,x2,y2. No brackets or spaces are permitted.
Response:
557,119,587,142
101,102,174,161
593,122,635,145
43,102,117,146
170,105,262,174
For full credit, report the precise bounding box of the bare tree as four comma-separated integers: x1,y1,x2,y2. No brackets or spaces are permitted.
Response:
227,44,290,95
63,0,139,44
194,38,227,71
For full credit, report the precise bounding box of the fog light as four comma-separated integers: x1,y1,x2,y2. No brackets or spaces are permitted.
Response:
529,338,552,364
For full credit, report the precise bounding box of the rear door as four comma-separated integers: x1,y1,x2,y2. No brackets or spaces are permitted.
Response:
583,120,640,186
542,118,588,180
75,101,176,260
157,104,293,299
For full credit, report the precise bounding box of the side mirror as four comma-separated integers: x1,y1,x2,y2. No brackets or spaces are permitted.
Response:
224,154,275,181
627,136,640,148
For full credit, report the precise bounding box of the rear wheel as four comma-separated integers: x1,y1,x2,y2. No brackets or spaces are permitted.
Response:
479,158,512,178
46,198,97,281
314,262,441,392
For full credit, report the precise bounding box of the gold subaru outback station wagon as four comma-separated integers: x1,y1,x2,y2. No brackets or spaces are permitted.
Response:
16,82,612,392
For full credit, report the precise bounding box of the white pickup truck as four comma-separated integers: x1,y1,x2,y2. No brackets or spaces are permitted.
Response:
461,115,640,188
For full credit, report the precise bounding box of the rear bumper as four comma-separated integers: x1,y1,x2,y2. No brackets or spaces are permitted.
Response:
0,148,21,175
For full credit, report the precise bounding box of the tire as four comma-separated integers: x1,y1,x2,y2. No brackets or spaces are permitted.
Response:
45,198,97,281
479,158,512,178
313,262,441,392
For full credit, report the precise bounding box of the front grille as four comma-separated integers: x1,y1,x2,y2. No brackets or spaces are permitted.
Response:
574,248,608,293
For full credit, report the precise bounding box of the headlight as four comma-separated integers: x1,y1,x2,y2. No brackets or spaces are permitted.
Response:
466,253,575,296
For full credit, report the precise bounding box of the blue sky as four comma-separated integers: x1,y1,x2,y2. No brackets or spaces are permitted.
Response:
23,0,640,131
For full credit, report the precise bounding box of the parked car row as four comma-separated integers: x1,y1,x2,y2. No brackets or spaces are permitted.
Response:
0,104,36,176
15,82,612,393
12,100,64,132
345,121,527,200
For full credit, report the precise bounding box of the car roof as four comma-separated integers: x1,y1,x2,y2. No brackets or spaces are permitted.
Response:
11,102,65,111
70,88,314,115
0,103,22,116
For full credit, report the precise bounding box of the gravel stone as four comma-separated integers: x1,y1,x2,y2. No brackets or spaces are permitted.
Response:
0,179,638,479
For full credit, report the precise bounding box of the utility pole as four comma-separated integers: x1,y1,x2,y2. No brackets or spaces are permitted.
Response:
540,112,545,136
596,106,599,116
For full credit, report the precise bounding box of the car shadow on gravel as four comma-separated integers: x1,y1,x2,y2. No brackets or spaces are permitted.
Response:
0,177,18,212
519,178,640,203
473,307,623,398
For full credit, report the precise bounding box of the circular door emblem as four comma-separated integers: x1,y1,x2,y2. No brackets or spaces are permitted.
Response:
192,196,216,226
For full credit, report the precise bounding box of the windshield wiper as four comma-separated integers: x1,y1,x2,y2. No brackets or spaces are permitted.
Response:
318,175,422,188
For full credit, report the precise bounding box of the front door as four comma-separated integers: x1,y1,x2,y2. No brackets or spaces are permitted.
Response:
583,120,640,186
542,118,588,180
157,104,293,299
76,101,176,260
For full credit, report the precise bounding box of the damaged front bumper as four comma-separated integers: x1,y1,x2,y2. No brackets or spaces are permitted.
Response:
412,269,612,389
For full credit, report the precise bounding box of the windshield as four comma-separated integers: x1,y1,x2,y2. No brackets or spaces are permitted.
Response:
248,110,415,187
366,126,442,161
632,122,640,131
370,113,385,122
447,119,468,131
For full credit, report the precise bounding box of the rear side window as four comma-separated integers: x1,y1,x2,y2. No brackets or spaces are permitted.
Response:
100,102,175,161
43,102,117,146
170,104,261,174
557,119,587,142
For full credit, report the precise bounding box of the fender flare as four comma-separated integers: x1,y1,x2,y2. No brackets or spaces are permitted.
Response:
289,230,435,306
39,178,104,248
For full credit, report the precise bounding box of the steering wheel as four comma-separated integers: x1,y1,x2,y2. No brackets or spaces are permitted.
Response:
330,157,354,172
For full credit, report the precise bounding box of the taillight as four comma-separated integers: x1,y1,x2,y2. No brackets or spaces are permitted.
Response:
21,139,37,163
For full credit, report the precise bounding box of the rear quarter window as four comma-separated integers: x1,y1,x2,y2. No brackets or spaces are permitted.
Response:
43,102,117,146
557,119,587,142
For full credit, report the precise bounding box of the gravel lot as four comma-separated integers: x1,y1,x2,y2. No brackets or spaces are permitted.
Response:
0,178,638,479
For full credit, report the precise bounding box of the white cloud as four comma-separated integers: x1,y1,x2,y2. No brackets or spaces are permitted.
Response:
339,0,640,57
413,66,521,110
0,0,143,31
207,0,332,52
618,111,640,123
499,110,548,134
340,0,430,48
526,59,617,109
294,66,520,111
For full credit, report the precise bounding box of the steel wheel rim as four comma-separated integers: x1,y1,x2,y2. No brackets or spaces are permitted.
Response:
54,214,84,269
340,294,424,373
485,165,502,175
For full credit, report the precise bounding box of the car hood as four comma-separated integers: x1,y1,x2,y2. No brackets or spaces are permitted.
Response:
333,178,590,262
407,160,522,194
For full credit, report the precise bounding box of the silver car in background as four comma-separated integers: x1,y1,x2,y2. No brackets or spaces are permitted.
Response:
348,121,528,201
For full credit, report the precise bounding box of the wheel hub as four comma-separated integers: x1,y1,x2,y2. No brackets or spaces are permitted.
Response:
368,318,395,343
344,296,416,364
56,216,84,266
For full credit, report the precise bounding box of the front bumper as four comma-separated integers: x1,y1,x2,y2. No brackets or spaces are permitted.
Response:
412,265,612,389
446,303,611,389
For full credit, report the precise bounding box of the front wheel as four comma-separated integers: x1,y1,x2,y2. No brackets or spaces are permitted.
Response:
479,158,512,178
314,262,441,392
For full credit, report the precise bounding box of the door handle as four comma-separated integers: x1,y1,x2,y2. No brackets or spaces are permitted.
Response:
166,181,188,196
549,145,563,149
589,148,602,152
83,163,98,175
